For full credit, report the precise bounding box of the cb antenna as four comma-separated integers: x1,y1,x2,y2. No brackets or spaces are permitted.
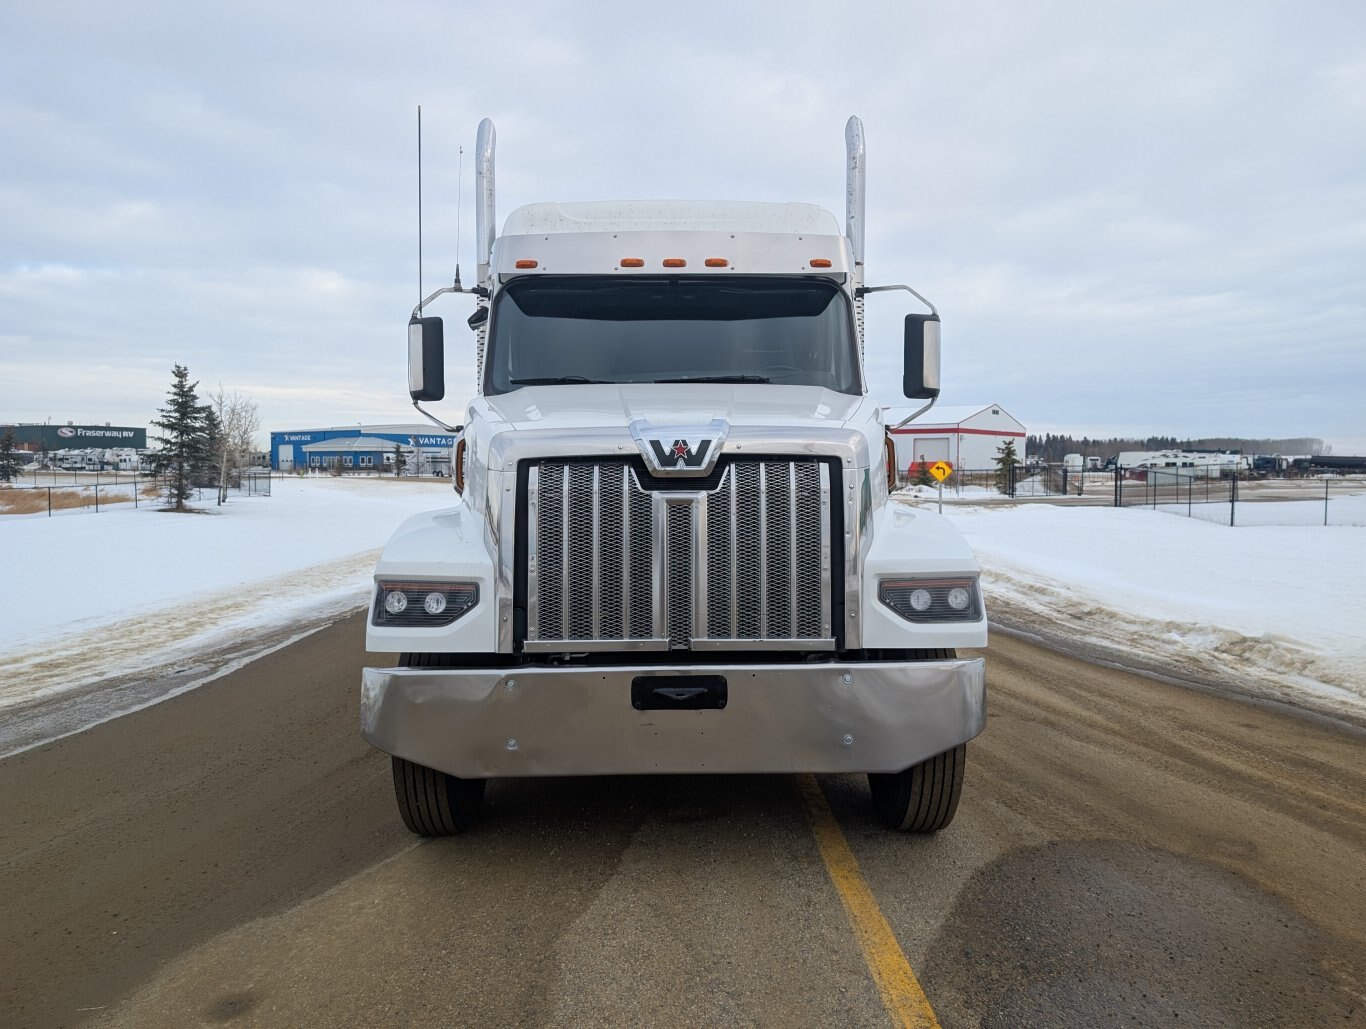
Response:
453,143,463,290
416,104,423,312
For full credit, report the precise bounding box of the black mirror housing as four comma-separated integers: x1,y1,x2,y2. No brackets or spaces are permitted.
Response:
408,316,445,401
903,313,941,399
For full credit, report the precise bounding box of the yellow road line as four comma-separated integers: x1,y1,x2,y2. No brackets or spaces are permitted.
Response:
798,774,941,1029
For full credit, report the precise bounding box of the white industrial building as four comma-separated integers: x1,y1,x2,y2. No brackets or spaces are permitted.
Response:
882,403,1026,474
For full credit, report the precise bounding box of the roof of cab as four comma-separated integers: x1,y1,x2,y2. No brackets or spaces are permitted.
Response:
502,200,841,237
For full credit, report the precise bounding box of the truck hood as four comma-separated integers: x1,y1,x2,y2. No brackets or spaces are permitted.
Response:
474,383,872,434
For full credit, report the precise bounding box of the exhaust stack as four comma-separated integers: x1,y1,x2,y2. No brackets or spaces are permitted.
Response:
475,118,496,286
844,116,866,275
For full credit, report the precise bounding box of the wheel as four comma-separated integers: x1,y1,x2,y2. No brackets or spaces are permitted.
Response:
868,744,966,832
867,647,966,832
391,756,486,836
390,651,486,835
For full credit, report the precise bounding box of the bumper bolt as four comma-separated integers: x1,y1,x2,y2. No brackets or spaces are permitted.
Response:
505,738,518,751
841,673,853,684
842,734,854,746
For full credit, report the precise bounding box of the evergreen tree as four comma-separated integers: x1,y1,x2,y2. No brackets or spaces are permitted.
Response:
393,443,407,477
993,439,1020,496
150,364,211,511
0,427,21,482
914,455,935,488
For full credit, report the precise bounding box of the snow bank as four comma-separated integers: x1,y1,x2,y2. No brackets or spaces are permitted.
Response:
926,498,1366,721
1,477,455,714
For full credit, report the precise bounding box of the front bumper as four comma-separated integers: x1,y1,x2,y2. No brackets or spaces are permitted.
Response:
360,658,985,778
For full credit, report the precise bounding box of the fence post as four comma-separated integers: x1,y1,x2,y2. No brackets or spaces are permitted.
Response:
95,484,99,512
1230,471,1237,527
1188,475,1192,518
1325,477,1329,527
47,486,52,517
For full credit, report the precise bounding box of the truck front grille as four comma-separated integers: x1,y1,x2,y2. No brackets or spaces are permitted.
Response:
524,458,834,651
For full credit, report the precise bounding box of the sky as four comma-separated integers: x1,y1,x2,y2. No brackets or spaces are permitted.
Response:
2,1,1364,451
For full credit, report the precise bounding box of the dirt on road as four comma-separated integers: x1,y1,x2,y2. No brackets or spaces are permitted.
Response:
2,614,1362,1027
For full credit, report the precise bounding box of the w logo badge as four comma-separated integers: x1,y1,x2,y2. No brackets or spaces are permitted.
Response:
649,438,711,468
631,418,728,476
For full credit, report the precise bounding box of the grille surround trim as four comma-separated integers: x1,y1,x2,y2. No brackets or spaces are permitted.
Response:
522,456,836,651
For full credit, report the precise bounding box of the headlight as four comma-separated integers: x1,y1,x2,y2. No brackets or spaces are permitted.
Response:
372,581,478,627
878,577,982,623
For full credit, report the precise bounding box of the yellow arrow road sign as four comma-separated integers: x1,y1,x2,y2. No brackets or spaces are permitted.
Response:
930,461,953,482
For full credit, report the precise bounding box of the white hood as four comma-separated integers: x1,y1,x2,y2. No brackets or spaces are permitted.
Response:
474,383,872,434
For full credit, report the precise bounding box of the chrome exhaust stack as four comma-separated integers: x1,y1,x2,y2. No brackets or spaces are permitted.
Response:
475,118,496,287
844,115,866,277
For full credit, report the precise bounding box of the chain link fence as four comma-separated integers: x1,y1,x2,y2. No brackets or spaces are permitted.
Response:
894,464,1364,526
1,469,272,518
1115,469,1365,526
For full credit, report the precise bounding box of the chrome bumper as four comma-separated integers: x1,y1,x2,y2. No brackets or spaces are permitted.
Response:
361,658,985,778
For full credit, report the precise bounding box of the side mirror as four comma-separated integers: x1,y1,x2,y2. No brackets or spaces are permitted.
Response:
408,316,445,402
467,306,488,330
903,314,941,399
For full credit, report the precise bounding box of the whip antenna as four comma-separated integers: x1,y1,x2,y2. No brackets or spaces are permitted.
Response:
416,104,423,311
454,144,463,289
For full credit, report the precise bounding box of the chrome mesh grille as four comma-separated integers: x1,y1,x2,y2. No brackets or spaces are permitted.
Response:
526,458,832,650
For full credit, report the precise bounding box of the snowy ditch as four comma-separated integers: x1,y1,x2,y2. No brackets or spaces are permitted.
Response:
2,477,1363,757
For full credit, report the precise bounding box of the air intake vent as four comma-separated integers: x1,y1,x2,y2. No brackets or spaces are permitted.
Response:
523,458,834,651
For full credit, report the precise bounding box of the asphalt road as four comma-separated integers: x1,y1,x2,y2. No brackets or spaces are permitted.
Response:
2,615,1363,1027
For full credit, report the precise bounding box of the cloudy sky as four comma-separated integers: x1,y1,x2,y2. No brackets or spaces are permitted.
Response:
3,1,1364,450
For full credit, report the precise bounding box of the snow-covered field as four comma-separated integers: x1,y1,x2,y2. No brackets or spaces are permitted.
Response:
3,477,1363,756
0,476,455,754
919,494,1366,723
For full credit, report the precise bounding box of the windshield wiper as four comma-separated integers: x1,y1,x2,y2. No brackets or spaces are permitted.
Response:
651,374,771,384
508,375,611,386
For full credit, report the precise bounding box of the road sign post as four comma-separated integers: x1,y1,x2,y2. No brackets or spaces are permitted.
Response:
929,461,953,513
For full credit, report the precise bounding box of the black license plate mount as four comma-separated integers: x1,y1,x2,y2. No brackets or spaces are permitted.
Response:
631,674,728,711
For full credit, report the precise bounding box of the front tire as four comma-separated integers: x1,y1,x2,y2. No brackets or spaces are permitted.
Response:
392,756,486,836
868,744,966,832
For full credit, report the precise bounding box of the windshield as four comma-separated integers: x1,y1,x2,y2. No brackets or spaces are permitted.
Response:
483,275,860,395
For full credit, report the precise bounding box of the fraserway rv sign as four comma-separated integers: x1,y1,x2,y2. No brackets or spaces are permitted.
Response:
5,424,148,450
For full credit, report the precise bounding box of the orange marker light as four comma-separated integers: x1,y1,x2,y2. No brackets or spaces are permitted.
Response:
662,258,687,268
515,259,538,269
704,258,729,268
810,258,832,268
620,258,645,267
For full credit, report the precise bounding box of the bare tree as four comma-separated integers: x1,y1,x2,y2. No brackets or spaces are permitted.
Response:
207,386,263,505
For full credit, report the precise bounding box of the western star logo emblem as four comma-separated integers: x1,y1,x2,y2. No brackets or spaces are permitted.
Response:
650,438,711,468
631,418,728,476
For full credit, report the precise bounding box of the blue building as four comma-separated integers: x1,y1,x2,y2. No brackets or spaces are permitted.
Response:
270,424,459,474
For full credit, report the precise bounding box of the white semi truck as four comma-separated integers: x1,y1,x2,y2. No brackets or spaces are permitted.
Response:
361,117,987,835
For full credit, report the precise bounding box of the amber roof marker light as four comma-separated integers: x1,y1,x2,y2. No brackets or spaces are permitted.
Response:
809,258,832,268
514,259,538,269
620,257,645,268
704,258,729,268
662,258,687,268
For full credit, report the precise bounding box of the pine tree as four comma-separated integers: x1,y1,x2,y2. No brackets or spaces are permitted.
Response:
150,364,211,511
393,443,407,477
914,456,935,488
0,427,21,483
993,439,1020,496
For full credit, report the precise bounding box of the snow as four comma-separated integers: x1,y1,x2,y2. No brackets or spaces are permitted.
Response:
920,495,1366,722
1,476,455,750
3,477,1364,756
